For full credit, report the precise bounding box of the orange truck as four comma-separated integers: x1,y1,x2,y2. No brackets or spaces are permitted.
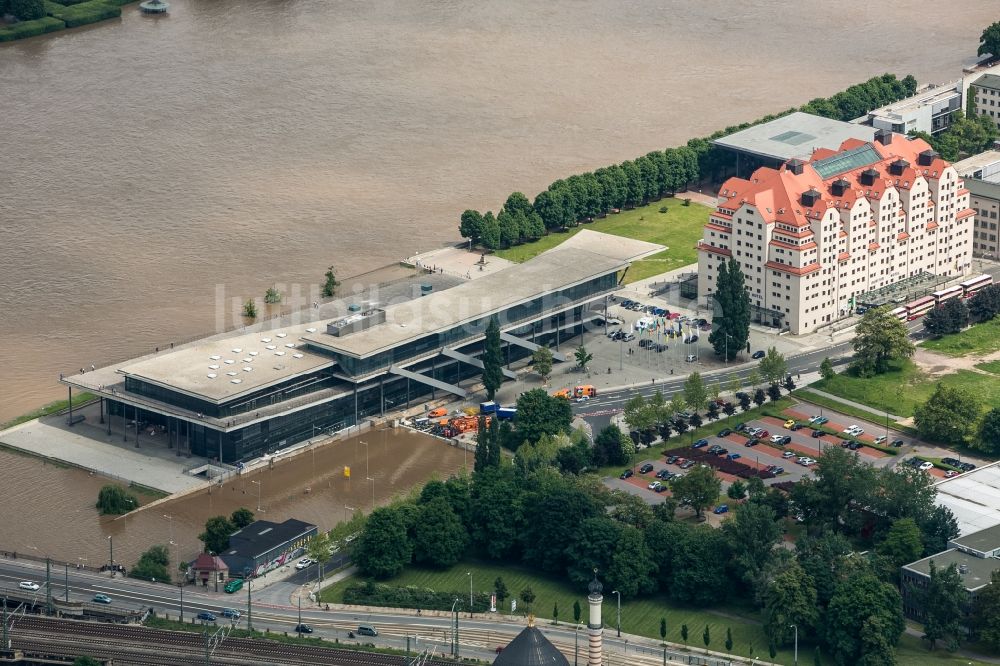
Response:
552,388,572,399
428,407,448,418
574,385,597,398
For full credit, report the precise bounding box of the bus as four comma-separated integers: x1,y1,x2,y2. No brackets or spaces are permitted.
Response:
904,296,936,320
932,285,963,304
960,274,993,297
889,306,908,321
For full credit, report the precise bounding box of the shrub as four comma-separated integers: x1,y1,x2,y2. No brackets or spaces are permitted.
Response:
0,15,64,41
342,582,492,613
46,0,118,28
96,484,139,515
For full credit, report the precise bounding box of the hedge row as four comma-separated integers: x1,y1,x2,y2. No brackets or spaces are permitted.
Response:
46,0,119,28
342,582,493,613
0,15,64,41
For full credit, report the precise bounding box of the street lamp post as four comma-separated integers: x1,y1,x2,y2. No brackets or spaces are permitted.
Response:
467,571,473,616
251,480,261,512
361,441,369,479
612,590,621,637
790,624,798,666
366,476,375,512
245,568,253,632
107,535,113,571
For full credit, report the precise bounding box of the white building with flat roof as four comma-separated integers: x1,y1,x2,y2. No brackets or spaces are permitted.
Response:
862,82,962,136
697,130,974,333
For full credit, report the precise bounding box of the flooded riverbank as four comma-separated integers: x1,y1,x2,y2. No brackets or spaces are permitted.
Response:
0,428,465,569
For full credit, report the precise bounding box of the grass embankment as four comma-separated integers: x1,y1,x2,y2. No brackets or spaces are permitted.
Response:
495,198,709,283
0,392,97,431
795,389,909,433
920,318,1000,357
0,0,132,43
808,360,1000,419
322,560,996,665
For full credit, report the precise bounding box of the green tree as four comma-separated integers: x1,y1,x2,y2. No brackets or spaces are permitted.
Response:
459,209,485,244
514,389,573,446
606,524,657,598
850,306,915,377
660,617,667,644
920,561,964,651
519,586,536,612
759,346,787,386
73,658,102,666
820,357,836,380
923,299,969,336
722,502,781,593
552,601,558,624
574,345,593,371
725,627,733,653
976,407,1000,455
709,259,750,361
914,382,981,445
795,532,853,607
752,387,765,407
242,298,257,318
824,565,904,666
469,467,521,558
519,473,599,572
482,315,504,400
593,424,631,466
321,265,340,298
981,21,1000,60
681,624,689,647
973,570,1000,650
130,544,171,583
496,209,520,248
876,517,923,581
199,515,236,554
494,576,508,606
671,463,721,521
969,284,1000,322
531,346,553,382
230,507,255,529
762,561,818,646
479,211,500,250
703,624,711,649
573,599,582,624
96,484,139,515
264,286,281,304
747,369,761,390
683,371,707,413
727,480,747,501
354,506,412,579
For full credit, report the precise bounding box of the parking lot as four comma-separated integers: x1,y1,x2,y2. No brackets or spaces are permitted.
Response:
604,404,916,507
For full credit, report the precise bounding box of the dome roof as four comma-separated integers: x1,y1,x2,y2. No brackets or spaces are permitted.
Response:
494,624,569,666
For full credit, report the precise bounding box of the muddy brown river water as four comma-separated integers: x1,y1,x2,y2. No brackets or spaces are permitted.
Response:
1,428,465,567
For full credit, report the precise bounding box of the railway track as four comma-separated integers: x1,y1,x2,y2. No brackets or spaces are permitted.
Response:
10,616,456,666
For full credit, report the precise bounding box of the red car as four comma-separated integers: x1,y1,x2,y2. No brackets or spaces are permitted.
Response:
758,430,770,439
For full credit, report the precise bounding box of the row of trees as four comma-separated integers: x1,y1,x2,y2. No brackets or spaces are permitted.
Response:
925,283,1000,338
458,74,918,250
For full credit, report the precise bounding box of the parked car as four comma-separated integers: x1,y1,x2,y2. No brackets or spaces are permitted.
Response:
92,594,112,604
782,451,795,459
655,469,670,479
777,435,791,445
295,558,314,570
715,448,729,456
685,354,697,362
745,438,759,447
665,455,679,464
847,441,863,450
727,453,741,460
944,470,960,478
891,439,905,447
653,484,667,493
843,425,864,436
718,429,732,437
751,350,765,359
18,582,39,592
811,429,824,438
919,461,935,471
220,608,241,619
783,419,795,429
713,504,730,514
770,434,784,444
647,481,662,491
790,423,805,431
873,435,887,445
619,469,634,479
197,612,217,622
707,444,723,454
692,439,709,449
758,430,770,439
772,466,785,474
639,463,654,474
679,460,695,469
734,422,747,432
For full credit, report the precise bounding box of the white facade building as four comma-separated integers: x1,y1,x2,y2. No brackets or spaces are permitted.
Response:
697,130,974,334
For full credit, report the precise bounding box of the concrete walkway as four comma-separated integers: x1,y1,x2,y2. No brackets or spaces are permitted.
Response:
0,410,206,494
803,388,904,422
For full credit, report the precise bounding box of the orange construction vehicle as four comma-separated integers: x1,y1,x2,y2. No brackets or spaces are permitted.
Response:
447,414,489,434
428,407,448,418
574,385,597,398
552,388,572,399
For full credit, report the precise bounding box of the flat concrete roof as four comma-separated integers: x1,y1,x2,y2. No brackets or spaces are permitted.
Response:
973,73,1000,91
904,549,1000,590
935,461,1000,536
712,112,877,162
302,246,628,358
953,523,1000,554
868,82,961,120
539,229,666,262
967,178,1000,200
119,325,336,404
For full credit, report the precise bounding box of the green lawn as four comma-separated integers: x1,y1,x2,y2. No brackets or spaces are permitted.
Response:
976,360,1000,375
920,318,1000,357
495,198,710,284
795,389,907,431
323,559,806,662
323,559,997,665
809,360,1000,418
1,392,97,431
896,632,997,666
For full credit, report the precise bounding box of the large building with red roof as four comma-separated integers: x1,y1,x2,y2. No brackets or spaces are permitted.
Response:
697,129,975,334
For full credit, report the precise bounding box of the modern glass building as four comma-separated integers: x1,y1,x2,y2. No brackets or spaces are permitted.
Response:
61,233,661,463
